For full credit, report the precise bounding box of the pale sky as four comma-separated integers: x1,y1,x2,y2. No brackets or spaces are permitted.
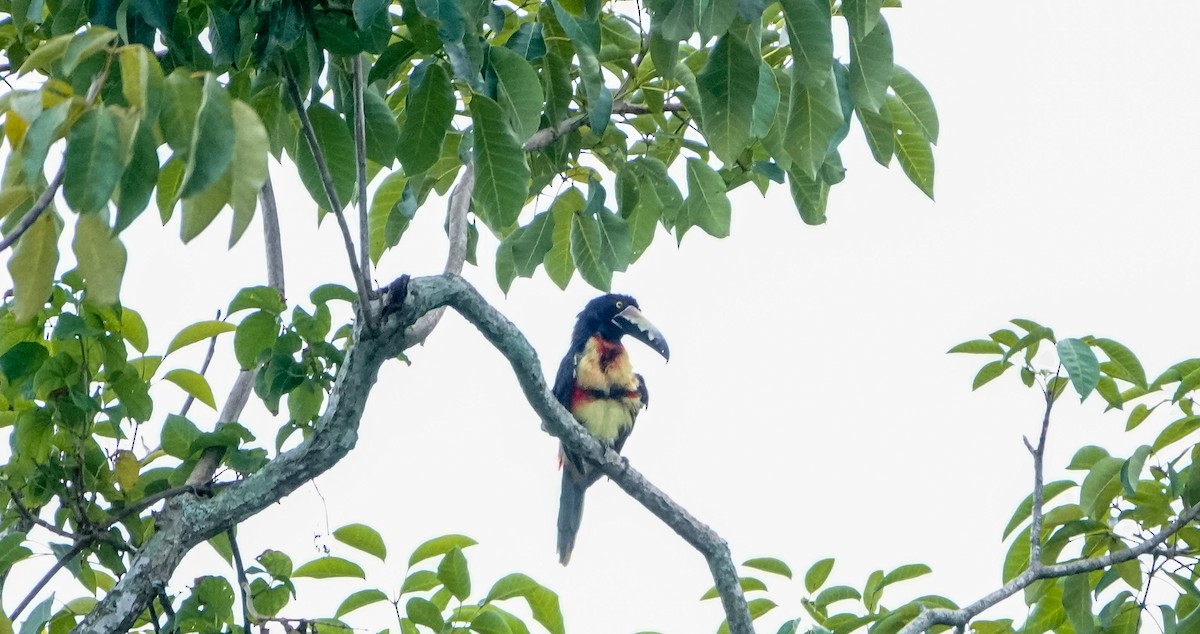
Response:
7,2,1200,633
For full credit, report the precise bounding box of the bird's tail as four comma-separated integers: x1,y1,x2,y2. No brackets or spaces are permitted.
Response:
557,468,587,566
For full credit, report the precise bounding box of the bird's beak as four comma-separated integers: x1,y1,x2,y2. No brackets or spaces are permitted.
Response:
613,305,670,361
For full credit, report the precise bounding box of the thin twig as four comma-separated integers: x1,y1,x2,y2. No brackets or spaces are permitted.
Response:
1029,372,1057,568
2,482,77,541
227,528,253,634
281,60,373,317
352,55,370,291
0,166,66,252
260,176,286,294
10,540,89,620
179,311,221,418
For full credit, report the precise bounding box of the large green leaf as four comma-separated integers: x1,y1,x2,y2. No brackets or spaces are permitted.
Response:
787,165,828,225
596,208,632,273
886,94,935,198
333,524,387,561
336,589,389,618
855,103,894,166
484,573,565,634
890,65,938,143
471,95,530,231
398,63,455,175
115,123,160,232
681,158,730,239
63,107,122,213
571,208,609,291
696,0,737,41
784,73,844,179
72,213,126,306
1056,338,1100,400
1079,457,1123,521
180,75,235,199
749,63,780,140
847,16,893,113
408,534,478,567
489,46,544,142
511,210,555,277
437,546,471,600
7,214,59,323
159,70,201,153
368,171,410,263
226,101,269,246
293,556,366,579
840,0,883,41
163,369,216,410
360,88,401,166
780,0,832,87
697,33,759,165
543,187,581,289
294,103,356,211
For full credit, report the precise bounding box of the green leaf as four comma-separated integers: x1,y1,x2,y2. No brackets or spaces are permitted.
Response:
1002,481,1076,539
814,585,861,607
855,103,894,165
696,33,759,165
841,0,882,41
180,75,235,199
163,369,216,410
1120,445,1151,497
544,188,580,289
368,171,410,264
511,211,555,277
750,62,781,140
406,597,444,631
234,311,278,369
115,123,160,232
889,65,938,143
257,549,293,579
295,103,356,211
18,594,54,634
1067,446,1110,470
886,94,934,198
596,208,632,273
780,0,832,87
398,63,455,175
226,100,269,246
484,574,564,634
682,158,731,239
803,558,833,593
7,214,59,323
121,308,149,353
700,577,768,600
161,414,201,458
1090,338,1147,388
743,557,792,579
409,534,478,567
438,546,471,600
1057,338,1100,400
335,588,388,618
333,524,387,561
784,73,844,180
165,320,236,356
228,286,286,316
696,0,737,41
1062,574,1097,634
311,284,358,305
63,108,122,213
293,556,366,579
401,570,442,594
571,208,609,291
1080,456,1123,521
847,15,893,113
489,46,544,142
881,563,931,587
972,360,1012,390
1153,416,1200,452
947,339,1003,355
71,213,126,306
1125,403,1152,431
471,95,529,231
118,43,164,117
786,165,829,225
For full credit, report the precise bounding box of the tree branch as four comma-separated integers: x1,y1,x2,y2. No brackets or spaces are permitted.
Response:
896,502,1200,633
0,166,66,253
12,540,88,620
260,176,286,294
228,528,253,634
281,60,373,317
1029,377,1056,568
522,101,686,153
403,162,473,347
73,275,752,633
352,55,371,292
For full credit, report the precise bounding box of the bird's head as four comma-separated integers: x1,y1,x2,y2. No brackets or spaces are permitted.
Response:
573,294,670,361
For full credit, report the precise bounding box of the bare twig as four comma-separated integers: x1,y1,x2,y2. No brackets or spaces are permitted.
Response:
403,162,473,347
2,482,77,541
522,100,686,153
228,528,253,634
352,55,371,290
179,312,221,418
1029,374,1057,568
0,166,66,252
281,60,373,315
11,540,89,620
260,176,286,294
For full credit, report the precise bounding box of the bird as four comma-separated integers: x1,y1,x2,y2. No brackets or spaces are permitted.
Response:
552,293,670,565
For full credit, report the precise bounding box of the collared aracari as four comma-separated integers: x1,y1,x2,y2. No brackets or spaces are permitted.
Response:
553,294,670,565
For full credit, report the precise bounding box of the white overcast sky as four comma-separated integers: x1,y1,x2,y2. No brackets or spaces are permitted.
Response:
7,2,1200,633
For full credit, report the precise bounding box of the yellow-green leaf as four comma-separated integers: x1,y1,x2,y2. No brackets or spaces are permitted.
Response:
165,320,236,356
114,449,139,492
72,213,127,306
163,368,216,409
7,214,60,323
227,100,269,246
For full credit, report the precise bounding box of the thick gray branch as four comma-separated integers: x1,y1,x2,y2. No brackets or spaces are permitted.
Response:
75,275,752,634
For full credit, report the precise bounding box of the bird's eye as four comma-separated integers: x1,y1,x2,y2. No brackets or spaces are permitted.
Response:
615,300,624,309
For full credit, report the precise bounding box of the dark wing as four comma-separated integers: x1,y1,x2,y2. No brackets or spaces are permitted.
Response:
551,349,578,410
613,374,649,454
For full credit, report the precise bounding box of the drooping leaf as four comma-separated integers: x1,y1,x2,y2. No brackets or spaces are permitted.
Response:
438,546,471,600
7,214,60,323
227,100,270,246
543,188,582,289
886,94,934,198
398,63,455,175
180,75,235,199
784,72,844,179
889,65,938,143
779,0,832,87
847,16,893,113
1057,338,1100,400
72,213,126,306
294,103,357,211
163,369,216,410
571,209,609,291
682,158,730,239
63,108,123,213
489,46,544,142
368,171,410,263
697,33,759,165
471,95,530,232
